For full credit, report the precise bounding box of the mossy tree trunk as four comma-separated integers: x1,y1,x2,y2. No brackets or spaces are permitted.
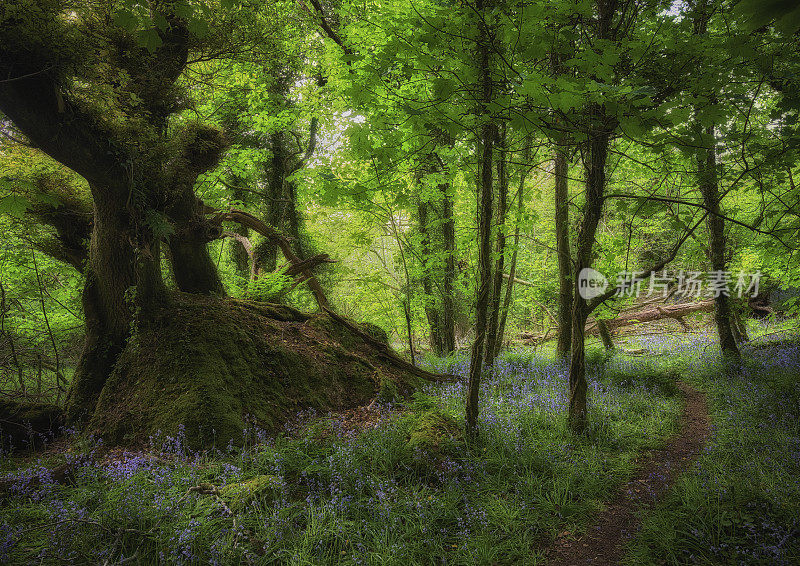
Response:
418,198,445,354
697,125,739,360
554,145,573,358
0,5,226,422
691,1,740,361
441,177,457,355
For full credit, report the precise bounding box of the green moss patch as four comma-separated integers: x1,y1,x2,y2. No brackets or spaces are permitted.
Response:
218,475,282,511
406,408,463,453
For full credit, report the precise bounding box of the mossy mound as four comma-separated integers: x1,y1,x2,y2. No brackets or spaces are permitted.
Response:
88,292,423,448
406,408,463,452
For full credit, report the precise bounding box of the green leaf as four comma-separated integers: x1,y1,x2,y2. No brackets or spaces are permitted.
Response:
136,28,163,52
143,210,175,239
0,195,32,218
187,17,210,38
113,9,139,32
33,192,62,207
433,78,457,101
152,12,168,32
173,2,194,18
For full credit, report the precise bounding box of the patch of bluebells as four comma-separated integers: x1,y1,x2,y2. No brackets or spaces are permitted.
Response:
162,518,201,565
8,330,789,564
0,521,23,562
630,331,800,565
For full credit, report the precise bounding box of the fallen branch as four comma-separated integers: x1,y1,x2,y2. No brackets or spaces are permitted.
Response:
502,273,534,287
210,208,331,309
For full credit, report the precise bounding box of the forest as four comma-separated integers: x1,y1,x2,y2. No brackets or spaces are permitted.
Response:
0,0,799,564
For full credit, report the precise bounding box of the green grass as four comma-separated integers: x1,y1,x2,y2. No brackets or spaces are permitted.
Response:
0,346,690,565
8,329,797,564
624,328,800,566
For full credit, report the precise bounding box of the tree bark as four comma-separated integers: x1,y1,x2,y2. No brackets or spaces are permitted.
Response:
691,2,740,360
569,118,611,433
66,186,139,420
485,124,508,367
259,130,288,273
698,125,739,359
597,319,615,350
496,139,530,356
554,145,573,357
466,0,495,439
441,181,457,355
418,199,444,354
567,0,619,433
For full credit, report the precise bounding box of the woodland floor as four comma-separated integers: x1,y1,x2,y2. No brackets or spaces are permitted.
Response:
547,381,711,565
1,326,798,564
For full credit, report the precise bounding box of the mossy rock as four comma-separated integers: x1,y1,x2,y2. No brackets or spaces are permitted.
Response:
0,400,63,451
218,475,281,511
407,408,463,452
87,292,426,449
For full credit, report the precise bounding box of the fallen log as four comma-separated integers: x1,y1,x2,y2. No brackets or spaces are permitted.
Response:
521,300,714,343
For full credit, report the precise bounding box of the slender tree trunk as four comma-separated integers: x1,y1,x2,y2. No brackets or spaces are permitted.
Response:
597,319,615,350
567,0,618,433
569,122,611,433
554,145,573,357
731,305,749,343
418,199,444,354
690,0,739,360
0,281,25,396
698,125,740,359
403,295,416,366
485,124,508,367
496,139,530,354
441,181,457,355
228,176,252,279
466,0,495,438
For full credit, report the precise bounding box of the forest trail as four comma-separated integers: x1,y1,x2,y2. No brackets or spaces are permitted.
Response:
545,381,710,566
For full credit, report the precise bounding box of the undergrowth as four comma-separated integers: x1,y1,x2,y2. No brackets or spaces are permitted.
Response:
624,326,800,566
0,349,682,564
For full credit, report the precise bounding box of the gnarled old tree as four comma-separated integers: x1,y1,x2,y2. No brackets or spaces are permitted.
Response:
1,0,227,422
0,0,448,447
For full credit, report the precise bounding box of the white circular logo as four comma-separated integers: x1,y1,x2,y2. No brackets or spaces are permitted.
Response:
578,268,609,300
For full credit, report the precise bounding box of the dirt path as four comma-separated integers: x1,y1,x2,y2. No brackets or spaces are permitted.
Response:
546,381,710,566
